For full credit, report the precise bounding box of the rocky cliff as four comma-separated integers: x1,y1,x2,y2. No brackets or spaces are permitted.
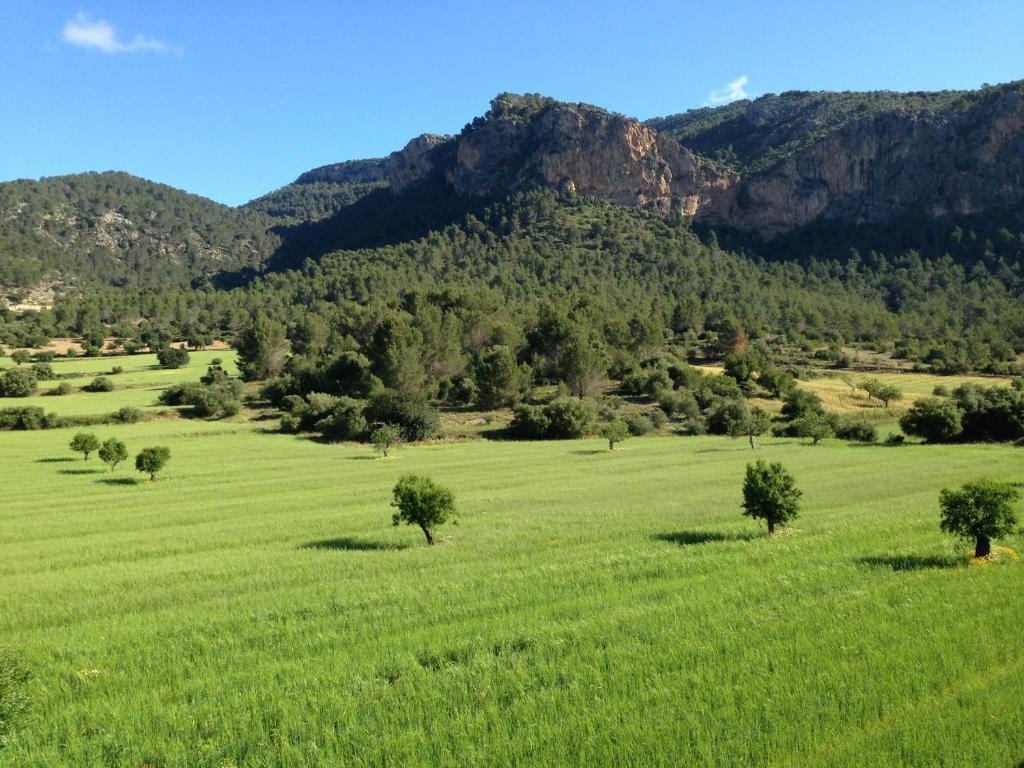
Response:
378,84,1024,238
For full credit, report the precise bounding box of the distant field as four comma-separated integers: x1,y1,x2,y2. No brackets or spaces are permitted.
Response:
698,364,1014,418
0,350,236,416
1,362,1022,765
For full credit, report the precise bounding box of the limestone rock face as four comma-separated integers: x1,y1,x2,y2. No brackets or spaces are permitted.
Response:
378,86,1024,237
718,89,1024,235
387,97,730,214
387,134,453,191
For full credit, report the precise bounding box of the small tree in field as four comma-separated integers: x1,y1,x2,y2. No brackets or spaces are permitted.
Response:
135,447,171,482
742,460,802,535
98,438,128,471
862,379,903,408
729,406,772,449
391,474,456,545
939,479,1019,558
371,424,403,457
601,419,630,451
69,432,100,461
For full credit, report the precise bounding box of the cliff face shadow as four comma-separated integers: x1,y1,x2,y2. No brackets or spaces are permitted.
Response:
300,537,409,552
856,554,963,572
653,530,759,546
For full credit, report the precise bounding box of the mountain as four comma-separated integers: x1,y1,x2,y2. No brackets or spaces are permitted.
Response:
2,81,1023,295
0,172,278,290
377,84,1024,239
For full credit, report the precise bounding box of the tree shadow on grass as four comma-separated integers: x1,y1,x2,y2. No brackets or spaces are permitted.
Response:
300,537,409,552
35,457,75,463
57,468,103,476
571,449,607,456
653,530,759,546
97,477,142,486
856,554,965,572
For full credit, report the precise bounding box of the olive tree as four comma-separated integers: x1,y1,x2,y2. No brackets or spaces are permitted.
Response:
939,479,1019,558
135,446,171,482
728,406,772,449
862,379,903,408
600,419,630,451
741,460,802,535
371,424,403,457
391,474,456,545
98,438,128,471
69,432,100,461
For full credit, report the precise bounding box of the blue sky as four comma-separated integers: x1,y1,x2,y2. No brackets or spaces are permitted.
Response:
2,1,1021,206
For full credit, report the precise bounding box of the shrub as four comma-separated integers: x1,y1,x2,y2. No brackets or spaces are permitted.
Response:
835,418,878,443
544,397,593,439
657,389,700,420
939,479,1020,558
84,377,115,393
780,389,824,420
0,368,37,398
900,397,963,443
623,413,654,436
510,404,550,439
112,406,145,424
156,346,190,369
365,391,441,442
0,407,58,431
391,474,456,545
706,398,749,435
741,460,802,535
314,397,367,441
53,382,74,397
30,362,55,381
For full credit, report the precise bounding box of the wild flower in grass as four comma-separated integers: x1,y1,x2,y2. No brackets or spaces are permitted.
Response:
76,668,103,679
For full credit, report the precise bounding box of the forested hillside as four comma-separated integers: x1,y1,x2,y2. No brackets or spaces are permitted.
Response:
1,83,1023,378
0,172,278,289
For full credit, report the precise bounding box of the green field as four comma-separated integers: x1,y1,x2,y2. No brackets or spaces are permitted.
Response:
1,359,1023,766
0,351,236,416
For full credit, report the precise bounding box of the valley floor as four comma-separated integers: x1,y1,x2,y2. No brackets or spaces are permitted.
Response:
1,411,1022,765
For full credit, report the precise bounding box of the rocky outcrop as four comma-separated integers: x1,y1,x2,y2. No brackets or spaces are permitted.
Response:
717,88,1024,235
346,84,1024,239
295,158,391,185
386,97,734,216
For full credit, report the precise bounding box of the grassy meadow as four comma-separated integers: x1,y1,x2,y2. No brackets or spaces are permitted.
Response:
1,355,1023,766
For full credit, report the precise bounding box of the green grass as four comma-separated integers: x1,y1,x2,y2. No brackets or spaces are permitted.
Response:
1,403,1022,765
0,351,236,416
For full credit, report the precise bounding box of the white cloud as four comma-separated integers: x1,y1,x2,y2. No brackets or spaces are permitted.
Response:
706,75,749,106
62,12,181,55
